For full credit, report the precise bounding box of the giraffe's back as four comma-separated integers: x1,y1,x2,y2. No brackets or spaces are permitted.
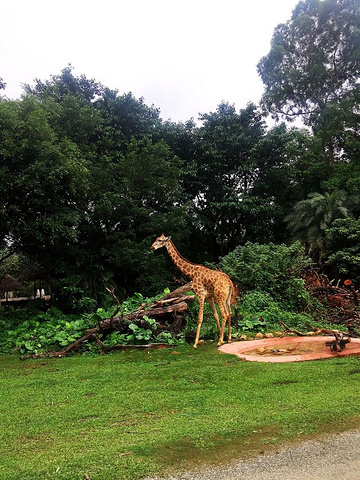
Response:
192,266,233,301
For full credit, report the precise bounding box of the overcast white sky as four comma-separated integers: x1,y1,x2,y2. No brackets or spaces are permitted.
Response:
1,0,299,123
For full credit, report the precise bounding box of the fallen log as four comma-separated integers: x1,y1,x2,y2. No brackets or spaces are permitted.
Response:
279,321,317,337
280,321,351,352
20,283,195,360
99,300,191,330
99,282,194,331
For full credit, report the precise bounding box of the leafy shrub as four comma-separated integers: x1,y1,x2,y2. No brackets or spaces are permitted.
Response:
240,291,273,313
0,305,58,353
1,289,179,355
57,283,97,314
218,242,322,333
4,310,162,355
326,217,360,285
233,290,313,334
101,316,157,347
156,331,181,345
6,311,97,355
220,241,312,310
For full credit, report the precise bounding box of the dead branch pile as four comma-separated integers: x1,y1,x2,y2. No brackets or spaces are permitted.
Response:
303,269,360,327
99,282,194,332
21,282,194,360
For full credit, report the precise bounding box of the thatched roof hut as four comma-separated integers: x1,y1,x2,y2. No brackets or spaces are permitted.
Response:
18,268,49,299
18,268,48,282
0,274,22,292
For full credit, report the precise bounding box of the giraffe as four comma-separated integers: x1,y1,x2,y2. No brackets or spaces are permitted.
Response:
150,234,237,348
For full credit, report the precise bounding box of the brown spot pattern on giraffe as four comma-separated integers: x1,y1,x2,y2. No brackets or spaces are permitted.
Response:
150,234,236,348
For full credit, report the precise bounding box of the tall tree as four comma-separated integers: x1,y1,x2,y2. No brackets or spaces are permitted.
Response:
249,123,307,241
257,0,360,125
258,0,360,190
0,97,90,257
186,103,308,256
83,137,186,295
189,102,266,258
0,69,187,306
326,217,360,283
94,88,162,148
285,190,350,264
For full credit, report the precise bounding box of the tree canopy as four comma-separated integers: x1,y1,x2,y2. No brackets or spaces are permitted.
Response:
257,0,360,125
285,190,350,264
1,0,359,309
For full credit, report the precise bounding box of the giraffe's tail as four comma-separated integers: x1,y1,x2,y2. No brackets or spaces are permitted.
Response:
225,282,239,316
231,282,240,307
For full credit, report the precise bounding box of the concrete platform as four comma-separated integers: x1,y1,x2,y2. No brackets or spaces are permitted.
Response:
218,336,360,362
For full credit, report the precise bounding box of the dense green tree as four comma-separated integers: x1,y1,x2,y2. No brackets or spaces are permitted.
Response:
160,119,199,205
326,217,360,283
258,0,360,125
95,88,162,145
0,69,187,306
285,190,350,264
183,103,309,257
258,0,360,186
187,102,266,258
24,66,105,153
24,65,104,100
81,137,186,295
0,97,89,257
248,124,308,241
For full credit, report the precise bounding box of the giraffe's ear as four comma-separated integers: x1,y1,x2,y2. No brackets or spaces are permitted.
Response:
165,236,172,242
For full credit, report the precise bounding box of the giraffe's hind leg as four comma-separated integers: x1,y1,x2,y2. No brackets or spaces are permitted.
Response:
208,297,221,335
217,303,229,347
227,314,232,343
217,298,232,345
226,286,232,343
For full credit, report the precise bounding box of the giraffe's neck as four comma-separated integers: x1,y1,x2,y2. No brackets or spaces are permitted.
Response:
165,240,198,279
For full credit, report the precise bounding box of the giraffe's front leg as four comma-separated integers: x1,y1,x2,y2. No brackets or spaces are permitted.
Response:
193,296,205,348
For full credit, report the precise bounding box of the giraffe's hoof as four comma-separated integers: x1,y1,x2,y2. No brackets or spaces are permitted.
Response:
193,344,198,349
217,341,224,347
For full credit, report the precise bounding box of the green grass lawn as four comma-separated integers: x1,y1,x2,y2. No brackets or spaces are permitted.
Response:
1,345,360,479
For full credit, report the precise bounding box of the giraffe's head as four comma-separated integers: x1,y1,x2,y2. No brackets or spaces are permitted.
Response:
150,234,172,251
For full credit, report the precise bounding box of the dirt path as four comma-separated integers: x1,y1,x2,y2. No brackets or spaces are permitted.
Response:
147,429,360,480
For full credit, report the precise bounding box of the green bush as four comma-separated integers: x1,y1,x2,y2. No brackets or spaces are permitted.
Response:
6,310,97,355
220,241,312,310
0,289,181,355
219,242,320,333
326,217,360,285
236,291,313,333
101,316,157,347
